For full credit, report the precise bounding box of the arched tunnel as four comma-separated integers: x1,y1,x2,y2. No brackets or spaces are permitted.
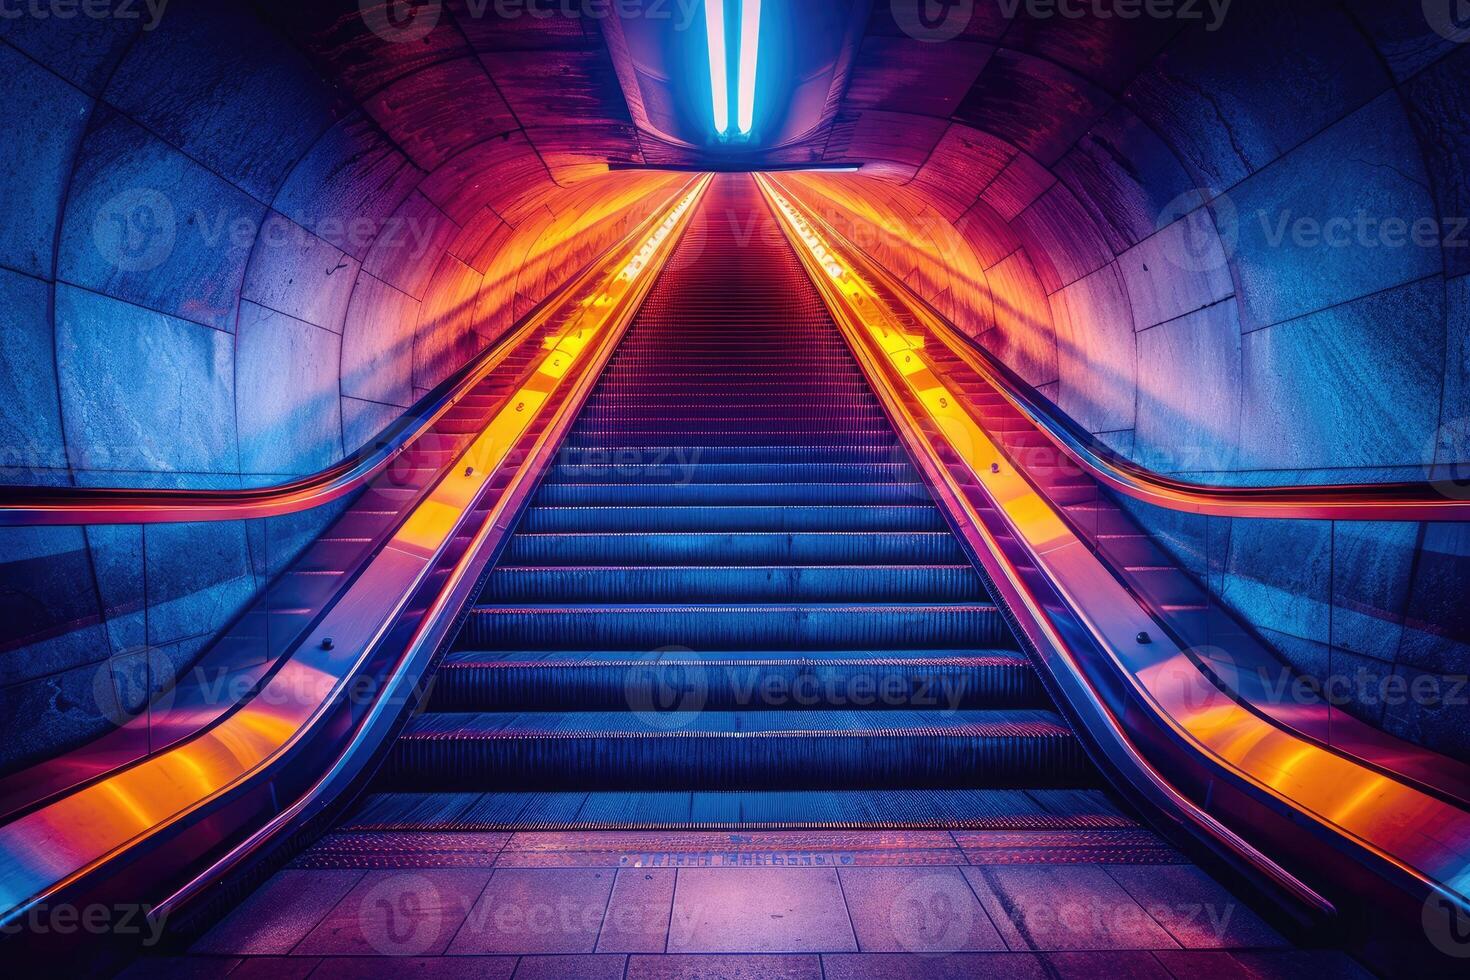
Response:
1,1,1468,975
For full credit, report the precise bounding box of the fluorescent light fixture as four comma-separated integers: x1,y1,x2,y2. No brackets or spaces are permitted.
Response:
737,0,761,135
705,0,730,136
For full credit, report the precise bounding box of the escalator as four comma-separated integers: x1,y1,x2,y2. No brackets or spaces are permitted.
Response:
47,171,1437,975
3,178,1463,974
323,176,1134,833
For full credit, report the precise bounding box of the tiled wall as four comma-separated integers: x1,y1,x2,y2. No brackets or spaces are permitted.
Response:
783,3,1470,759
0,3,683,775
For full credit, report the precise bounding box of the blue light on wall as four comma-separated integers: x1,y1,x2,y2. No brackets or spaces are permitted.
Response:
705,0,760,138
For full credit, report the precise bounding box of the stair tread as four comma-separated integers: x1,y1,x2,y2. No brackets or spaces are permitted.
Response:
507,531,954,539
442,649,1032,666
336,788,1135,833
404,709,1073,738
518,508,952,533
482,565,988,602
492,564,973,570
473,602,1000,611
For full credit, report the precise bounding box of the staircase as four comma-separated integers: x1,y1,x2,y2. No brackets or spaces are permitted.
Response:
347,174,1122,831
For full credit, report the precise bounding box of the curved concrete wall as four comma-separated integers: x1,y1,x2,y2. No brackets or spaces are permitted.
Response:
0,8,683,487
0,3,684,776
779,2,1470,759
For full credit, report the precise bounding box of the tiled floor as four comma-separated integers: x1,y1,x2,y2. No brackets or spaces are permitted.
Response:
123,831,1369,979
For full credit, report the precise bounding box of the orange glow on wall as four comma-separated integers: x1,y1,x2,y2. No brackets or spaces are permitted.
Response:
0,176,712,927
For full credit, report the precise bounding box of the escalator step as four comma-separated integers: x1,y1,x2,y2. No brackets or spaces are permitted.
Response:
581,395,882,410
592,384,874,397
573,415,884,430
517,505,950,533
534,482,933,506
603,365,863,374
596,361,868,373
382,709,1090,791
501,531,966,565
481,565,987,602
429,649,1044,712
563,430,902,447
457,603,1018,650
555,445,907,464
336,788,1136,833
545,462,914,484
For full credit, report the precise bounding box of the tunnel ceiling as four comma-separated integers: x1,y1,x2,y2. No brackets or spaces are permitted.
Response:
252,2,1463,179
607,0,869,157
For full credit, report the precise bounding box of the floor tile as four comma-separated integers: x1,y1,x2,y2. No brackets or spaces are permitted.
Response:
449,868,616,954
308,956,516,979
226,956,320,979
294,869,490,956
1150,950,1251,978
504,831,955,854
597,868,676,952
173,832,1345,976
821,951,1049,979
191,870,362,955
1153,949,1375,979
963,865,1179,951
668,867,858,953
512,953,628,979
837,867,1006,953
627,953,824,979
1045,949,1174,978
114,956,240,979
1233,950,1374,978
497,830,960,870
1105,865,1287,949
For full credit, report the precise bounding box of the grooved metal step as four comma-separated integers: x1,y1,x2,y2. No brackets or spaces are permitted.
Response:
533,481,933,507
501,531,967,565
482,565,988,603
457,604,1018,651
547,462,914,483
429,649,1045,712
516,505,951,533
382,710,1091,791
335,788,1135,833
555,445,909,463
